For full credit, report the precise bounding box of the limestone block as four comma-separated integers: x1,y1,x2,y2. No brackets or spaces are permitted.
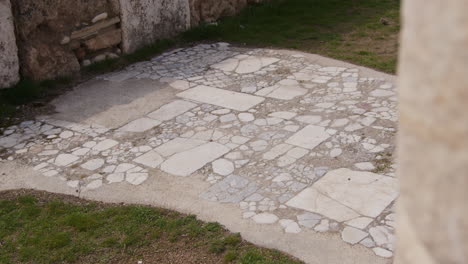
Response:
84,29,122,51
119,0,190,53
0,0,19,88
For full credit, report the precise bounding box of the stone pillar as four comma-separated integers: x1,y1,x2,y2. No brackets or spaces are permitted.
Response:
396,0,468,264
119,0,191,54
0,0,19,89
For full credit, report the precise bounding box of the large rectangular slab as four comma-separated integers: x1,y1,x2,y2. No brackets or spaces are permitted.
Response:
177,85,265,111
147,100,197,121
118,117,161,132
285,125,330,150
160,142,230,177
313,169,399,218
155,137,206,157
133,150,164,168
286,187,360,222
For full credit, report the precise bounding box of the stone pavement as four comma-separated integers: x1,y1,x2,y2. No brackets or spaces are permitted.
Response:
0,43,397,263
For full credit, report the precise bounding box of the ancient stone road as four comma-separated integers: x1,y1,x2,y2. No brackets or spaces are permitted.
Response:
0,43,397,263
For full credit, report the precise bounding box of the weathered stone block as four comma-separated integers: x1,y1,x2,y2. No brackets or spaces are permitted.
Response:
0,0,19,88
84,28,122,52
21,42,80,81
119,0,190,53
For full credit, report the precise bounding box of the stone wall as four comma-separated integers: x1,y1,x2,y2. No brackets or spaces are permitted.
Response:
11,0,122,81
0,0,19,89
1,0,267,87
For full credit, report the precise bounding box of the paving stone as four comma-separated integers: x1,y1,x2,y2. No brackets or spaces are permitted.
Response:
115,163,136,173
155,137,206,157
345,217,374,229
86,180,102,190
369,226,395,247
133,150,164,168
287,147,309,159
67,180,79,188
212,109,231,115
177,86,265,111
119,118,161,132
341,227,368,244
220,113,237,123
354,162,376,171
252,213,279,224
279,219,302,233
59,131,74,139
370,89,395,97
93,139,118,151
286,125,331,150
313,169,398,218
148,100,197,121
273,173,292,182
330,148,343,158
269,111,297,120
107,173,125,183
263,144,293,160
372,247,393,258
314,219,330,232
200,175,258,203
297,212,322,228
265,85,308,100
170,80,190,90
161,142,230,176
126,172,148,185
54,154,79,167
360,238,376,248
81,158,105,171
238,113,255,122
287,187,360,222
212,159,235,176
295,115,322,124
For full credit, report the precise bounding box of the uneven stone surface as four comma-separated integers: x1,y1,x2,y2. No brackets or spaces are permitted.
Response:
0,0,19,88
0,44,396,262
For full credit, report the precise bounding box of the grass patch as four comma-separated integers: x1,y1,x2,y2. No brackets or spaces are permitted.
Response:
182,0,400,73
0,192,302,263
372,152,394,173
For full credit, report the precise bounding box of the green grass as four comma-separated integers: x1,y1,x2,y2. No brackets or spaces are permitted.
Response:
0,193,302,264
182,0,400,73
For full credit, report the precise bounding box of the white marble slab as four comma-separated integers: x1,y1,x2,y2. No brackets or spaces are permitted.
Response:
177,86,265,111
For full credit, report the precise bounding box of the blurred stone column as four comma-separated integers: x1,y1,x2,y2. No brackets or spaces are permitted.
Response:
0,0,19,89
396,0,468,264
